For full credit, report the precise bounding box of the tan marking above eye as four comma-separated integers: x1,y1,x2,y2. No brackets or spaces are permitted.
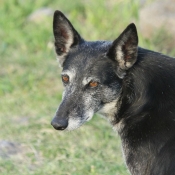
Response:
89,81,98,87
62,75,69,83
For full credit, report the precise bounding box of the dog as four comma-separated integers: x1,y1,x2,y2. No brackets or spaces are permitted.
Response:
51,10,175,175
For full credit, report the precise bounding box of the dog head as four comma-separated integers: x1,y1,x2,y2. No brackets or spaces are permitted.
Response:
51,11,138,130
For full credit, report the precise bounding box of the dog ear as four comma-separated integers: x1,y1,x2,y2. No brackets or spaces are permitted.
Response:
53,10,82,66
107,23,138,78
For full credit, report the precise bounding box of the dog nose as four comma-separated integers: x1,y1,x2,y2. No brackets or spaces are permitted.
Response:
51,117,68,130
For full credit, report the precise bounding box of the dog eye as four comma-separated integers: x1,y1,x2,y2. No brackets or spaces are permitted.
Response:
89,81,98,88
62,75,69,84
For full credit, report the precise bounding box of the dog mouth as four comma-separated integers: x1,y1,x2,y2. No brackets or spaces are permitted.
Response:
86,115,93,121
51,110,95,131
64,116,94,131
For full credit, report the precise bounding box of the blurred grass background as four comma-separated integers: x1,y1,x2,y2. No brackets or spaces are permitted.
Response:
0,0,175,175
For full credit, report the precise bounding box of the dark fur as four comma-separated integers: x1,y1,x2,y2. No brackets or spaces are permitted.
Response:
51,11,175,175
118,48,175,174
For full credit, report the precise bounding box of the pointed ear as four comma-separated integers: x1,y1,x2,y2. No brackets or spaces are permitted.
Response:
53,10,82,66
107,23,138,78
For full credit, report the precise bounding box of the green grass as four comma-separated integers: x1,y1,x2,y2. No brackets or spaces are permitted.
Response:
0,0,175,175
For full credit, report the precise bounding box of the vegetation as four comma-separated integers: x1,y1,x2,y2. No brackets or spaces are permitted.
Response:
0,0,174,174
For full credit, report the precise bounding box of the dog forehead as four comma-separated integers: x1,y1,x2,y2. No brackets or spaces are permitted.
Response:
65,56,112,76
63,41,112,71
